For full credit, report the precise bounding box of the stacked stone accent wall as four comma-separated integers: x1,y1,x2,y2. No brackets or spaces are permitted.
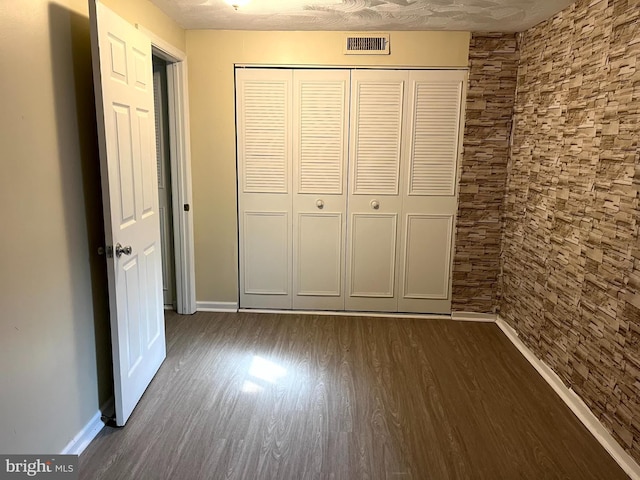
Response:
452,34,518,313
500,0,640,460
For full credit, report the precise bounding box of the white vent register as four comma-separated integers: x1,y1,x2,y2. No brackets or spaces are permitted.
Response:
344,33,390,55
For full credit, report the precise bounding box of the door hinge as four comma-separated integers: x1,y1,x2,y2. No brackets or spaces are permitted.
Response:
98,246,114,258
184,204,190,212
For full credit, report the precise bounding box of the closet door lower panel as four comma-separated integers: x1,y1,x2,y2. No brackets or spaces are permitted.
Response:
346,212,399,312
240,207,292,309
398,213,454,313
293,209,345,310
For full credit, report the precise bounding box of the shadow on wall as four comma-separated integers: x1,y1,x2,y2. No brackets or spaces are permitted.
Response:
48,3,113,410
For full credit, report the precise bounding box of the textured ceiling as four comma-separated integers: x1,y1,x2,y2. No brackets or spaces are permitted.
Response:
149,0,575,32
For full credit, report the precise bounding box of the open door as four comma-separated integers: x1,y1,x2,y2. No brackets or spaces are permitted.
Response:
90,0,166,426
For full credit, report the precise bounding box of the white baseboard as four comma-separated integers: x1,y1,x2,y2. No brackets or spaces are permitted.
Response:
451,311,497,322
196,301,239,312
61,397,113,456
496,317,640,480
237,309,495,322
238,308,450,320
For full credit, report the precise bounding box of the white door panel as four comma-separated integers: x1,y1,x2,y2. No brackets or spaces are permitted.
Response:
138,109,157,217
397,70,466,314
237,69,293,309
142,244,162,344
242,212,290,305
294,70,349,195
121,256,142,371
402,214,453,300
292,195,345,310
90,0,166,426
347,213,399,311
296,213,343,296
293,70,349,310
237,71,291,195
407,79,463,196
350,75,404,195
111,106,135,224
345,70,408,312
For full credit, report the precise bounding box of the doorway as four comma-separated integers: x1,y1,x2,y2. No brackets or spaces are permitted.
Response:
139,25,197,315
153,55,177,309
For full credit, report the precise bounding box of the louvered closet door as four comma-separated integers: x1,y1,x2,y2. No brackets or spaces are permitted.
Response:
345,70,408,312
293,70,350,310
237,69,293,309
397,70,466,314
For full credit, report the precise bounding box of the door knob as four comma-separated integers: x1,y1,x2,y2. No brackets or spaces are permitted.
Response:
115,243,132,258
370,200,380,210
316,199,324,209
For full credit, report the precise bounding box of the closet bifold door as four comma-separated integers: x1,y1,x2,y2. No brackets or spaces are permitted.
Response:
345,70,409,312
292,70,350,310
237,68,293,309
397,70,466,314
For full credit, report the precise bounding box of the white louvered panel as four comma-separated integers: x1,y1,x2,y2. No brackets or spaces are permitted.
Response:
353,82,404,195
409,81,462,196
241,80,288,193
152,69,164,187
299,81,345,194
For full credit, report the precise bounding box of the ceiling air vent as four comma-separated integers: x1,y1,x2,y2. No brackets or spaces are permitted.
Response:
344,33,390,55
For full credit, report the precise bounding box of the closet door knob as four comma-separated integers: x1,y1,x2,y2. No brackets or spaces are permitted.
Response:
370,200,380,210
316,199,324,209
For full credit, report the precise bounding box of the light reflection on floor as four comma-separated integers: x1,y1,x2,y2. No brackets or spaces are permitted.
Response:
242,355,288,393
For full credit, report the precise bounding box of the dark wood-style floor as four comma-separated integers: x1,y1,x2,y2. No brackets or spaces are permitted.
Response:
79,311,628,479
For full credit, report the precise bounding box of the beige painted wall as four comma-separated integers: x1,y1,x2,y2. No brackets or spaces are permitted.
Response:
0,0,183,454
186,30,471,303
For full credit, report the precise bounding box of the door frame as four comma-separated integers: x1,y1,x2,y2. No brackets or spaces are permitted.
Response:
137,25,196,315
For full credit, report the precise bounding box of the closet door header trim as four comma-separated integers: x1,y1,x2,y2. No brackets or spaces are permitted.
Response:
235,64,468,71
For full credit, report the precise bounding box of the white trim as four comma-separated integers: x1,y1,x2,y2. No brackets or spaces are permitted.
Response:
496,317,640,480
136,24,197,315
236,308,496,321
167,60,197,314
197,301,239,312
61,398,113,456
235,64,468,71
238,308,451,320
135,25,185,61
451,311,497,322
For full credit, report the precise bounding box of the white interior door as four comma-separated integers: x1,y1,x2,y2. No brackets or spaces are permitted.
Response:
345,70,408,312
90,0,166,426
397,70,466,314
292,70,350,310
237,69,293,309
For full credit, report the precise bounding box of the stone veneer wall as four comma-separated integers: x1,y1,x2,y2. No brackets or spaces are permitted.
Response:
500,0,640,461
452,34,518,313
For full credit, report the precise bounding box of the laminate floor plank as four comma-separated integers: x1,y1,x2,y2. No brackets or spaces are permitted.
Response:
79,312,629,479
